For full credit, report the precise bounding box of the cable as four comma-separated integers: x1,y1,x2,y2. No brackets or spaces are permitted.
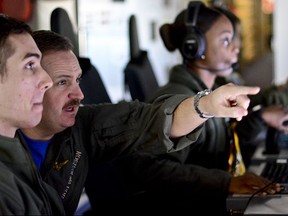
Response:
243,168,288,213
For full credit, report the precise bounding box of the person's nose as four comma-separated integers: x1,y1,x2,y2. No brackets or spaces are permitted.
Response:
39,69,53,91
233,45,240,55
70,84,85,101
231,40,241,55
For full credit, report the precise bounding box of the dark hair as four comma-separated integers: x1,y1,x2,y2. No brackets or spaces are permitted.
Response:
32,30,73,54
0,14,32,77
159,3,222,55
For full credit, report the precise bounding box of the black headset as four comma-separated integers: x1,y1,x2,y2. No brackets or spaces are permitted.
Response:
181,1,206,60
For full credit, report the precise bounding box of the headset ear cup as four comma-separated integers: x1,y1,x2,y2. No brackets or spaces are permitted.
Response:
182,27,205,60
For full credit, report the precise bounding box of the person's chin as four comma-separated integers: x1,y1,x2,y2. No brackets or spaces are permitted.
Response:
24,115,42,128
218,67,233,76
63,118,76,128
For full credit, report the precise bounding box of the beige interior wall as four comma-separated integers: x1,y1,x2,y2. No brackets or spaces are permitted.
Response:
27,0,77,31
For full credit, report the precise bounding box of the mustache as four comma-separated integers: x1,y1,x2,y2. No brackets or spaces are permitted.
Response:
64,99,81,108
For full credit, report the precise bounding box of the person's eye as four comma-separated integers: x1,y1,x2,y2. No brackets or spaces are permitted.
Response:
76,77,82,85
223,38,230,47
58,80,67,85
25,62,34,70
223,36,233,47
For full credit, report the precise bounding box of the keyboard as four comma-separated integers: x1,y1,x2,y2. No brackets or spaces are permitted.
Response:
226,159,288,212
260,159,288,194
261,159,288,183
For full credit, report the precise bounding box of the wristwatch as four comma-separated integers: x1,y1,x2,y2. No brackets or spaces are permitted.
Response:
194,89,214,118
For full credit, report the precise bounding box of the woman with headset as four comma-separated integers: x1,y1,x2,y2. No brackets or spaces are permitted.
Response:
149,2,288,172
138,3,258,214
149,1,246,176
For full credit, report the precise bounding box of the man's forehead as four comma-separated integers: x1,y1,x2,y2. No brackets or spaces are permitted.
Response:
7,33,41,59
42,50,81,75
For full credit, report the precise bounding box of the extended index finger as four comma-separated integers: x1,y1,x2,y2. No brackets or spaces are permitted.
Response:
227,84,260,96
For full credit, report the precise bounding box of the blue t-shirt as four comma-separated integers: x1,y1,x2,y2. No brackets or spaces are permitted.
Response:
20,130,50,170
